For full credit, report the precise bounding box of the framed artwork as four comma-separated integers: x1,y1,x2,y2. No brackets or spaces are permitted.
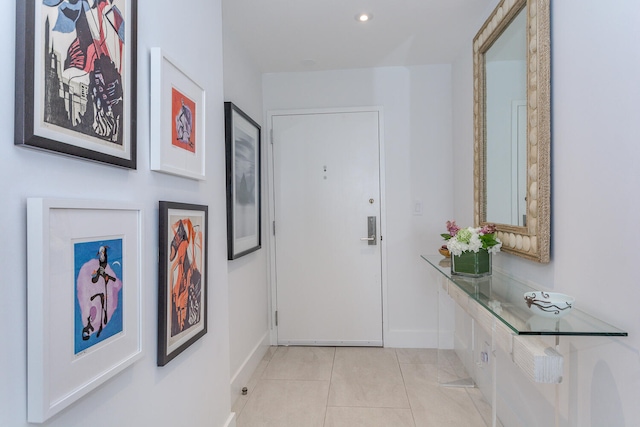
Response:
150,48,206,180
15,0,137,169
158,201,208,366
26,198,143,423
224,102,261,259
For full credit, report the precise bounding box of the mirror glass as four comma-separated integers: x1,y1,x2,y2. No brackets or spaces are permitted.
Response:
485,8,527,226
473,0,551,263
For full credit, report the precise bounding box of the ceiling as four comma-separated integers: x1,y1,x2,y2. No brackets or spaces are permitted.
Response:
222,0,497,73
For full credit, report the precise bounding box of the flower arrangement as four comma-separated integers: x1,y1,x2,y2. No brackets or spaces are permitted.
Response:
441,220,502,256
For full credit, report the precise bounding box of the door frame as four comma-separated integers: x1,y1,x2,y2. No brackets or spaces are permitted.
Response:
265,106,388,346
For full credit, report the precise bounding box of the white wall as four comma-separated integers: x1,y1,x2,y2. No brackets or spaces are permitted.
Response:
0,1,233,426
263,65,454,347
452,0,640,424
222,27,271,404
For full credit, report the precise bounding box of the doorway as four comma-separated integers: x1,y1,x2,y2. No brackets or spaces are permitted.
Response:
268,108,385,346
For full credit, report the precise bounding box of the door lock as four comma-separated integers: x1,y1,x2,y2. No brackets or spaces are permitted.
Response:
360,216,377,245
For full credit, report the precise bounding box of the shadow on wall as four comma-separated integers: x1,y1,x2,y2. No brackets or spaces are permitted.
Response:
590,360,625,426
568,337,639,426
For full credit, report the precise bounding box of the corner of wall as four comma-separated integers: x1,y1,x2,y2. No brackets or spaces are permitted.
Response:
229,331,270,406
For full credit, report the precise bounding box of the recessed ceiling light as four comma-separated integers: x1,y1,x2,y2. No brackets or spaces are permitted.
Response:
355,13,372,22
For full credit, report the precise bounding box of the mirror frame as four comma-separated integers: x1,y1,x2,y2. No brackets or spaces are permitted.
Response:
473,0,551,263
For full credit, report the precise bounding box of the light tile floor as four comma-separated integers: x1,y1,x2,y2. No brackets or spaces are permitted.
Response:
233,347,495,427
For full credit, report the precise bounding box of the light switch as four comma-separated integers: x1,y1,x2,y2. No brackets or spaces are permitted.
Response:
413,199,423,216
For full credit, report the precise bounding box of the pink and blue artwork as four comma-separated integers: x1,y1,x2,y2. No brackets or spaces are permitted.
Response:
74,238,123,354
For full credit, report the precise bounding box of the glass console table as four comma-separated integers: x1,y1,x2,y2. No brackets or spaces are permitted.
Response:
421,254,627,427
421,254,627,337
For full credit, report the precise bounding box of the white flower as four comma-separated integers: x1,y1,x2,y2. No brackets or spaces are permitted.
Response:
487,241,502,254
468,233,482,252
447,238,465,256
444,223,502,256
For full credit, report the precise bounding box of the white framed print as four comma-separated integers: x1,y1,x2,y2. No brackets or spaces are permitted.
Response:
26,198,143,423
150,48,206,180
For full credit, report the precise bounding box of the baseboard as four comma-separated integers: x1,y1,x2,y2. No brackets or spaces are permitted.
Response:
383,329,439,348
223,412,236,427
230,332,270,403
277,339,382,346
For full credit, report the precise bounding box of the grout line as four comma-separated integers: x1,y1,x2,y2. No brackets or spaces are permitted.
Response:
396,349,420,427
235,346,279,419
321,347,337,427
237,346,487,426
465,386,498,427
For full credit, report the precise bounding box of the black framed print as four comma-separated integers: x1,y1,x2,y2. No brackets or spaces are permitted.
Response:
224,102,261,260
158,201,208,366
15,0,137,169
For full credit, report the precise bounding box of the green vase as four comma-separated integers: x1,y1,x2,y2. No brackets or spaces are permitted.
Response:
451,249,492,277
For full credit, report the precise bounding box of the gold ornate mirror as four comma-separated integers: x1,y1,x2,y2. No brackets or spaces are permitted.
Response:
473,0,550,263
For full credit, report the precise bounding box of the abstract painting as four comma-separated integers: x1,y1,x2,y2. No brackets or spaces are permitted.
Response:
158,201,208,366
150,48,206,180
171,87,197,153
74,238,123,354
15,0,137,168
224,102,261,259
27,199,142,422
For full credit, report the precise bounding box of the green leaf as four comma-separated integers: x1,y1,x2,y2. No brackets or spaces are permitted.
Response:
480,233,499,248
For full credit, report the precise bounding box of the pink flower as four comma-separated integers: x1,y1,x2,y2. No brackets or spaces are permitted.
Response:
446,220,460,236
480,224,496,235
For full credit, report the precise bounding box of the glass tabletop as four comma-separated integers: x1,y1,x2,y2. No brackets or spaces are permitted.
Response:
421,254,627,336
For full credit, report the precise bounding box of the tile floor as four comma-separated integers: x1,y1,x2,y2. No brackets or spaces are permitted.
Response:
232,346,494,427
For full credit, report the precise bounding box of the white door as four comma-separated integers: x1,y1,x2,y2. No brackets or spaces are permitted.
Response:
271,109,383,346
